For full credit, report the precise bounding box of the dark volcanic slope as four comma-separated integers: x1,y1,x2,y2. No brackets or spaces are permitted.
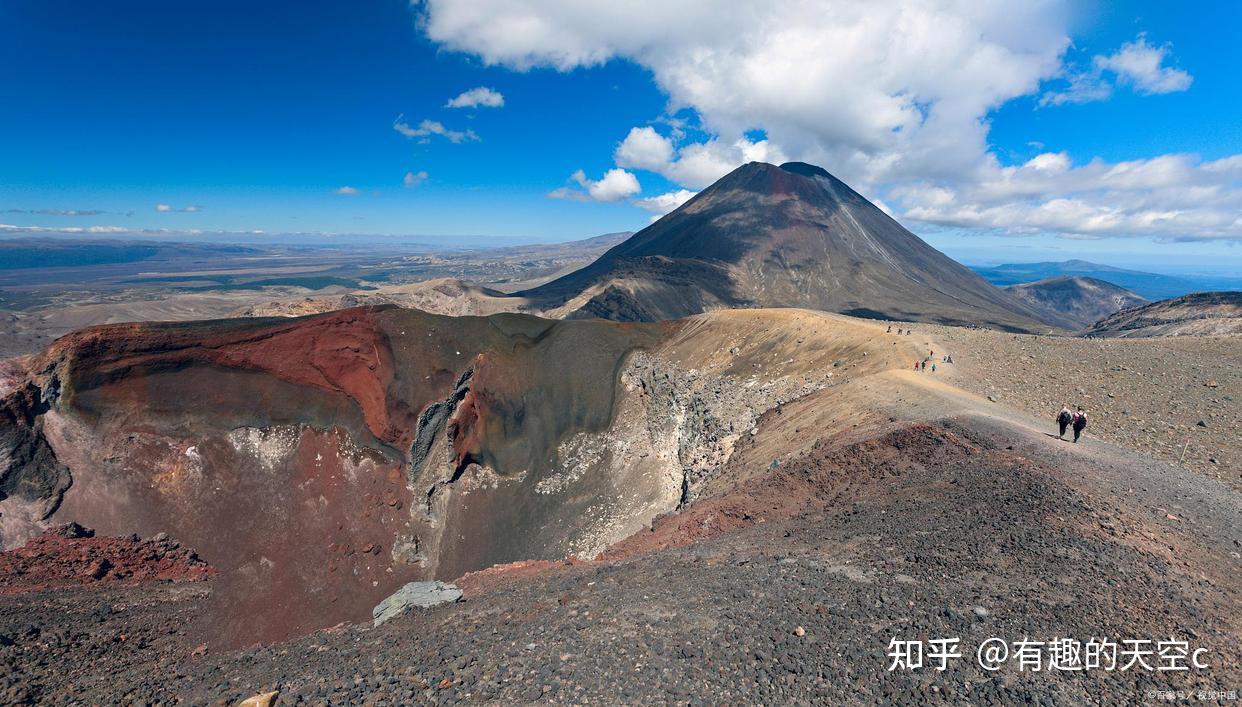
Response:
1085,291,1242,338
524,161,1052,332
1003,275,1147,328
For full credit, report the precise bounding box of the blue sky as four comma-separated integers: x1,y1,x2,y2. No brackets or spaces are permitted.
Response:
1,1,1239,271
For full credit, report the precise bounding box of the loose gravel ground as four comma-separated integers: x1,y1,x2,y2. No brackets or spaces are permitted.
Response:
2,415,1238,705
915,327,1241,490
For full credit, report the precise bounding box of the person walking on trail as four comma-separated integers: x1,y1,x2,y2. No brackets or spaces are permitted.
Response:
931,363,937,372
1056,405,1072,439
1071,407,1088,443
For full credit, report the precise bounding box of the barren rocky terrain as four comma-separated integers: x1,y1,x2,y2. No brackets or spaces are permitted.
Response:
921,325,1241,489
1085,292,1242,338
0,308,1239,704
2,413,1238,705
2,177,1238,704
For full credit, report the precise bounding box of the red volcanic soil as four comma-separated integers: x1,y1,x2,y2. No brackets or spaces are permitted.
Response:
598,423,981,561
0,523,213,594
454,558,589,597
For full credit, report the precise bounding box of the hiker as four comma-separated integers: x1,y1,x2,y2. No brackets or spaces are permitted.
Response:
921,360,927,371
914,361,919,371
946,354,953,364
1071,407,1088,443
931,363,937,372
1056,405,1072,439
887,325,892,333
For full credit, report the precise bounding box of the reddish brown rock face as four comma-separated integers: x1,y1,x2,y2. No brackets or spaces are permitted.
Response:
3,306,668,645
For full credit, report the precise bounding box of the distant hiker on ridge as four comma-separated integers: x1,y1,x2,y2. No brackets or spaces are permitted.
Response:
1056,405,1072,439
1072,407,1088,443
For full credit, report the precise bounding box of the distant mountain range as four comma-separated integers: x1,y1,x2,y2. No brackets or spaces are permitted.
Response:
971,260,1242,301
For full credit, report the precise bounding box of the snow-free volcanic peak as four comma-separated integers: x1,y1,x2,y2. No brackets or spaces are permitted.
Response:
525,161,1054,331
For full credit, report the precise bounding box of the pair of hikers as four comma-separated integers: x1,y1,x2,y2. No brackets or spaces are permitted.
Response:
1056,406,1088,442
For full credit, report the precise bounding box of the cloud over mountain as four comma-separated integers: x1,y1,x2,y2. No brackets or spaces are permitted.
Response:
420,1,1240,242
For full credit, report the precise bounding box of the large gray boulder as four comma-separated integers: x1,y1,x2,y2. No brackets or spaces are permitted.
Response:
372,581,463,626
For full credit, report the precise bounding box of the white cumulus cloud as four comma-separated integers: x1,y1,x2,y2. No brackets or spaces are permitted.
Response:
616,127,787,189
894,153,1242,241
1098,35,1193,95
154,204,201,213
336,186,360,195
421,0,1070,186
445,86,505,108
634,189,698,215
404,170,429,187
548,168,641,203
1041,34,1193,106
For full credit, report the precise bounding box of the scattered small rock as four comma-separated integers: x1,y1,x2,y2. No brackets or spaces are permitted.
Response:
235,691,279,707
